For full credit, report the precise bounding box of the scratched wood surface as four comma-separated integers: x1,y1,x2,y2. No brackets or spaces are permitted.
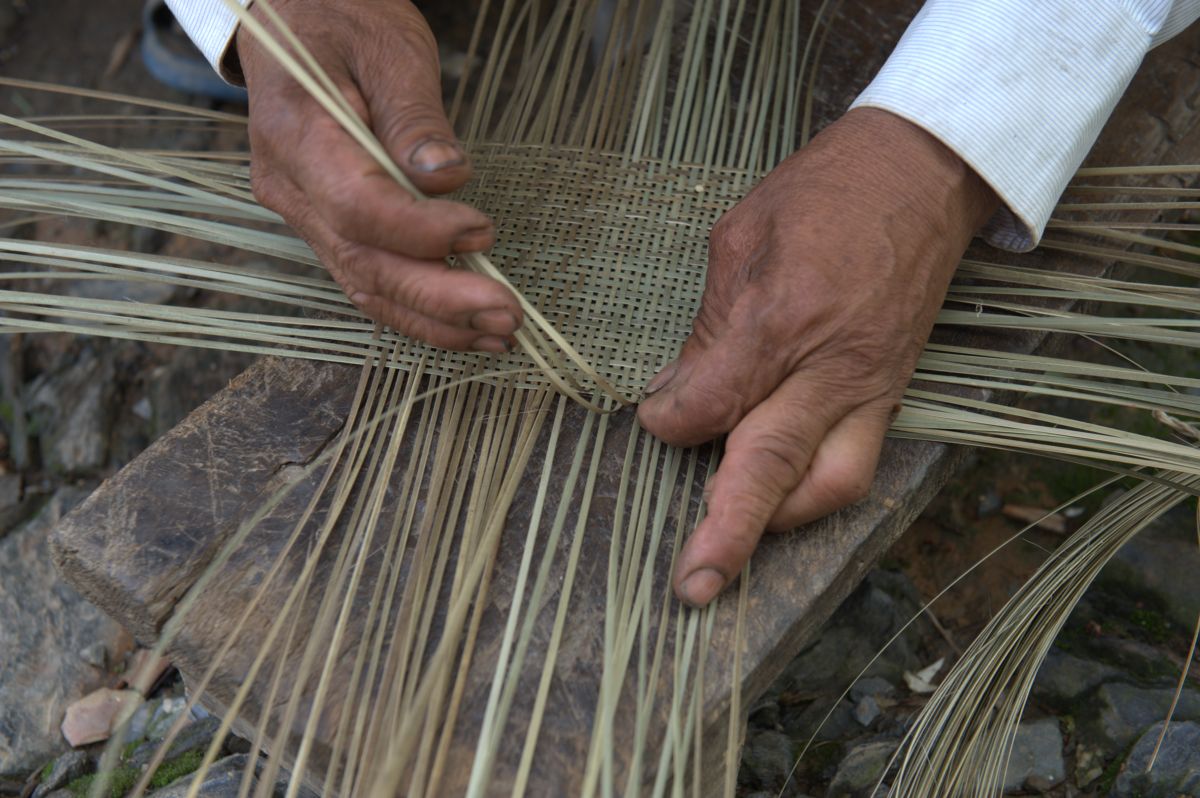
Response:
50,4,1200,794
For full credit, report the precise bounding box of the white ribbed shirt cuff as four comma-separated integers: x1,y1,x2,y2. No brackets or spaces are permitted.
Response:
165,0,249,83
851,0,1152,252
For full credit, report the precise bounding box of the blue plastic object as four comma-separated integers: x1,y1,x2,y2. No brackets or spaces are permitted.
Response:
140,0,249,104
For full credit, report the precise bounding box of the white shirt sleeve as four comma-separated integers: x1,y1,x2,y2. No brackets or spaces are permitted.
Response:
164,0,249,83
851,0,1200,252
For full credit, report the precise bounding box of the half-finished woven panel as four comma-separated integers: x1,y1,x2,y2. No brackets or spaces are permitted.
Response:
375,143,761,396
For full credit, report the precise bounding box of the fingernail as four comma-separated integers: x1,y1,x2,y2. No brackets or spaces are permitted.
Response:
473,335,508,354
644,359,680,397
470,309,519,336
452,226,495,254
410,137,465,172
679,568,725,608
350,291,369,306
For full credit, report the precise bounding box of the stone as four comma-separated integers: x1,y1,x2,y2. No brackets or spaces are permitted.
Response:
0,488,132,776
132,396,153,420
31,750,91,798
1079,683,1200,750
778,572,929,698
1032,647,1121,708
739,730,795,790
785,698,860,743
849,677,896,704
1101,506,1200,629
1001,718,1065,793
129,717,221,770
0,472,28,534
78,642,108,670
26,348,114,474
120,649,173,695
144,753,253,798
1100,637,1185,684
145,697,189,740
747,697,781,729
828,741,897,798
854,696,880,728
1113,721,1200,797
61,688,140,747
62,277,177,307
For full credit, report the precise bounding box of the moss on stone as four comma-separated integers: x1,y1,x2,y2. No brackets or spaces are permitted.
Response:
120,738,142,761
147,749,205,790
1094,738,1138,796
61,748,204,798
65,766,139,798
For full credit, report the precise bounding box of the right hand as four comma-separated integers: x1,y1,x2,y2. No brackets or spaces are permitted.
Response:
236,0,523,352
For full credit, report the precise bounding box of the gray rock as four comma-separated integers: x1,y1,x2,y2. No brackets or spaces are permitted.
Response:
0,487,129,776
62,277,177,307
78,641,107,670
31,750,91,798
1113,721,1200,797
1080,683,1200,750
1032,647,1121,707
145,753,253,797
1102,507,1200,629
785,698,860,743
779,573,928,697
850,677,896,704
740,730,795,789
1096,637,1182,684
1001,719,1064,793
854,696,880,728
748,695,781,729
145,697,190,740
0,472,24,533
122,698,154,744
828,741,897,798
146,347,256,441
129,717,221,770
26,348,114,474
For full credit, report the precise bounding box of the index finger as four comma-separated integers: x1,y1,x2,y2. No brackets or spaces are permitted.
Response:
283,114,495,259
673,374,842,607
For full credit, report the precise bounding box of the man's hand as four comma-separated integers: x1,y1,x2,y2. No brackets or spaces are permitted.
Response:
639,108,999,608
237,0,522,352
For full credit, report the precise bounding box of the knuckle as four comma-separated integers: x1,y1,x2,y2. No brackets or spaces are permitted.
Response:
708,210,757,263
667,378,747,440
741,428,807,490
376,100,451,147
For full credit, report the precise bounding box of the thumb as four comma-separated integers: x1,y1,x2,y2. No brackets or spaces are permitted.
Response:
353,18,471,196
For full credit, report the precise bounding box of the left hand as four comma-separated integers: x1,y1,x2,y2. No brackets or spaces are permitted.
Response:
637,108,999,608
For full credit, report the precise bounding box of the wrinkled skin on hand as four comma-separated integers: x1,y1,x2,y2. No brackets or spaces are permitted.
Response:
638,107,999,608
237,0,522,353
